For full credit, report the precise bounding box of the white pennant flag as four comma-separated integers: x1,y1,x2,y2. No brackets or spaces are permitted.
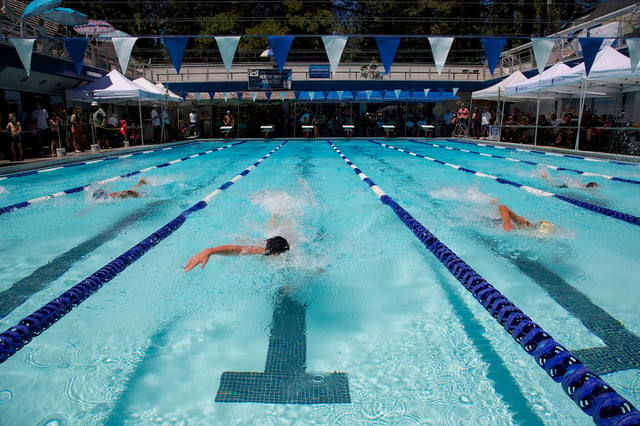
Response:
215,36,241,74
251,92,258,102
280,92,286,102
531,38,555,75
11,38,35,77
428,37,454,75
112,37,138,74
394,89,401,99
321,36,348,75
223,92,229,102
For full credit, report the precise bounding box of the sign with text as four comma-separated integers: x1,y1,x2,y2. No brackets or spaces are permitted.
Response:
248,68,292,90
309,65,331,78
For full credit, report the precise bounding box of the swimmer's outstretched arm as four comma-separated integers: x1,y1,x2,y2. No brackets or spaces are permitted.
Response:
498,204,531,232
183,244,265,272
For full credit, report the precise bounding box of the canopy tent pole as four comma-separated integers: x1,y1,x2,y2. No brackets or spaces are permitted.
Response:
574,78,588,150
497,88,504,142
534,89,542,145
138,98,145,145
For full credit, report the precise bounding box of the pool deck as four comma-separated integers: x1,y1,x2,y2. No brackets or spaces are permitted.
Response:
2,137,638,177
0,141,192,176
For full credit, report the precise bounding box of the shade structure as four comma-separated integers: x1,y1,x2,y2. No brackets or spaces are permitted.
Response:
260,47,274,58
73,19,115,37
21,0,61,19
43,7,88,26
97,29,131,40
133,77,183,103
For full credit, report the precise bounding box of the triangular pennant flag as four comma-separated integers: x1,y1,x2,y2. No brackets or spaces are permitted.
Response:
249,92,257,102
321,35,348,74
428,37,454,75
237,92,243,102
11,38,35,77
112,37,138,74
265,91,272,101
224,92,230,102
375,36,401,74
194,93,201,102
323,91,329,100
337,90,344,100
423,89,430,98
294,91,301,100
531,37,555,75
308,91,315,101
162,37,189,74
208,92,215,101
64,38,88,76
452,88,459,96
351,90,358,99
627,38,640,73
481,37,506,76
380,90,387,99
280,92,286,102
365,90,373,100
268,35,294,73
215,36,241,74
394,89,401,99
579,38,604,77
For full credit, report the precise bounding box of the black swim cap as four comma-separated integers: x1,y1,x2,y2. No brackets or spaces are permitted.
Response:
264,236,290,256
92,189,109,200
586,182,599,188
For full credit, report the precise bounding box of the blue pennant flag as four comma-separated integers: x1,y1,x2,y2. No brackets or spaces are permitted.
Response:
579,38,604,77
64,38,88,76
375,36,401,75
268,36,294,73
162,37,189,74
481,37,506,76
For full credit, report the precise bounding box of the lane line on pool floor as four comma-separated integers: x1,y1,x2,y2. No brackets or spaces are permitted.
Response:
0,141,288,365
0,141,248,216
328,139,640,425
0,140,203,181
368,139,640,228
409,139,640,185
448,138,640,167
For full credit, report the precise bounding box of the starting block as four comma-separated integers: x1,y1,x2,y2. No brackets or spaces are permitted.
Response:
420,124,435,137
343,124,354,138
261,125,274,139
382,124,396,138
301,125,314,138
220,126,233,139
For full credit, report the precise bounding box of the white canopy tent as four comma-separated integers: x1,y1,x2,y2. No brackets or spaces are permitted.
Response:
471,70,528,101
66,70,166,145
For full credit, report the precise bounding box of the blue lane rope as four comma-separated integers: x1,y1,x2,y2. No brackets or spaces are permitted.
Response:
0,141,288,365
448,138,640,167
0,141,248,216
410,139,640,186
369,140,640,227
0,141,202,181
327,140,640,426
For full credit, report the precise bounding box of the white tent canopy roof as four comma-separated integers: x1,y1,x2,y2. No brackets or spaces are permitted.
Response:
471,70,528,101
66,70,164,104
133,77,183,103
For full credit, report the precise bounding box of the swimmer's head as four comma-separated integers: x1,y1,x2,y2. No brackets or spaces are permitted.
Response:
585,182,599,188
92,189,109,200
264,236,290,256
535,220,553,235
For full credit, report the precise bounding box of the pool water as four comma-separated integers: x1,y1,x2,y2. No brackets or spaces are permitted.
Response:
0,139,639,425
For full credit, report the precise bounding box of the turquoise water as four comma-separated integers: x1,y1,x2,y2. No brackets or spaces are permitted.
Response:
0,139,639,425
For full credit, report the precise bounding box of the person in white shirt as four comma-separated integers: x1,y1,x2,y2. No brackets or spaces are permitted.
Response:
151,105,161,143
481,107,492,137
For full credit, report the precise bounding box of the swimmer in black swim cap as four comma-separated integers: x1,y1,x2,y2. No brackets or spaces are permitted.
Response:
264,236,290,255
184,236,290,272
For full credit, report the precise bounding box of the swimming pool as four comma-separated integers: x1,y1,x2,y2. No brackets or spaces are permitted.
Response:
1,138,639,425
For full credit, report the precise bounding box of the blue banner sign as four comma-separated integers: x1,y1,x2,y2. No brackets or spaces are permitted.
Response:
248,68,292,90
309,65,331,78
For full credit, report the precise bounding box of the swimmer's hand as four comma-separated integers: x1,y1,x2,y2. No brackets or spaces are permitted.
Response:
184,249,213,272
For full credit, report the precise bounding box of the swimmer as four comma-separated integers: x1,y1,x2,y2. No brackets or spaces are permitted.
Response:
493,199,553,234
540,170,598,189
183,236,290,272
92,178,148,200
